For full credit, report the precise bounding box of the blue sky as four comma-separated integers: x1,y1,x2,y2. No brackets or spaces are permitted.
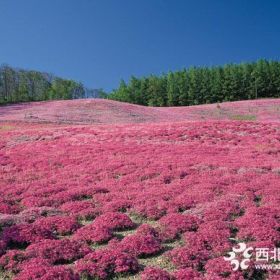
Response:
0,0,279,91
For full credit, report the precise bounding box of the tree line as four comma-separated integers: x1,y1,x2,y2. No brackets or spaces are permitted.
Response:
0,64,87,104
109,59,280,106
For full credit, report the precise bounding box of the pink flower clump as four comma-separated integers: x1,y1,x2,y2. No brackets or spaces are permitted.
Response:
25,239,92,264
159,213,200,241
204,257,244,280
74,249,139,279
234,206,280,244
140,267,172,280
167,246,210,270
60,200,98,219
183,220,232,255
14,265,79,280
0,249,26,272
119,233,162,257
33,216,80,235
72,223,113,244
109,224,162,257
173,268,203,280
93,212,135,230
2,224,55,246
19,207,62,222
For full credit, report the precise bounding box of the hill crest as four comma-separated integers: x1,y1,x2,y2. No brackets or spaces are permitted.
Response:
0,98,280,124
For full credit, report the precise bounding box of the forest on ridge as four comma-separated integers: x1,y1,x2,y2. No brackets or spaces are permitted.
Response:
109,59,280,106
2,59,280,107
0,65,105,105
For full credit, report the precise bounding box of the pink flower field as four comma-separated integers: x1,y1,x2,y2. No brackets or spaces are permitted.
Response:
1,98,280,124
0,99,280,279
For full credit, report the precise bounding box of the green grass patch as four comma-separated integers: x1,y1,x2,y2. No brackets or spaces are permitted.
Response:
230,114,256,121
0,125,14,131
0,270,14,280
128,212,160,227
138,252,176,273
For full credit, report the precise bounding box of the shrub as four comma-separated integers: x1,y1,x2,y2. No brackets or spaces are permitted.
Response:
173,268,202,280
25,239,92,264
111,224,162,257
136,224,161,239
204,257,244,279
235,206,280,244
60,200,98,219
93,212,135,230
17,257,50,271
75,249,139,279
120,233,162,257
102,199,132,212
140,267,173,280
183,220,232,255
73,223,113,244
133,198,169,220
0,249,26,272
0,201,20,215
19,207,62,223
2,224,55,246
14,265,79,280
159,213,199,241
167,246,209,270
33,216,80,235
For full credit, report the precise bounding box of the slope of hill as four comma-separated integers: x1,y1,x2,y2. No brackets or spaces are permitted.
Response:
1,98,280,279
1,113,280,279
0,98,280,124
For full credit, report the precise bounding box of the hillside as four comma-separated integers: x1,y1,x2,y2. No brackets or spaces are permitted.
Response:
1,98,280,279
0,98,280,124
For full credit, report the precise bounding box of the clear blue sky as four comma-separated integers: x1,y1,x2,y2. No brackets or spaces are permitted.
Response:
0,0,279,91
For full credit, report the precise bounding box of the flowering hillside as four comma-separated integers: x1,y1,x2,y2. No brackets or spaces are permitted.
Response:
0,98,280,124
0,99,280,279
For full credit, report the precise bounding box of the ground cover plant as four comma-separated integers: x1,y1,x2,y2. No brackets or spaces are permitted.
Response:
0,99,280,279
